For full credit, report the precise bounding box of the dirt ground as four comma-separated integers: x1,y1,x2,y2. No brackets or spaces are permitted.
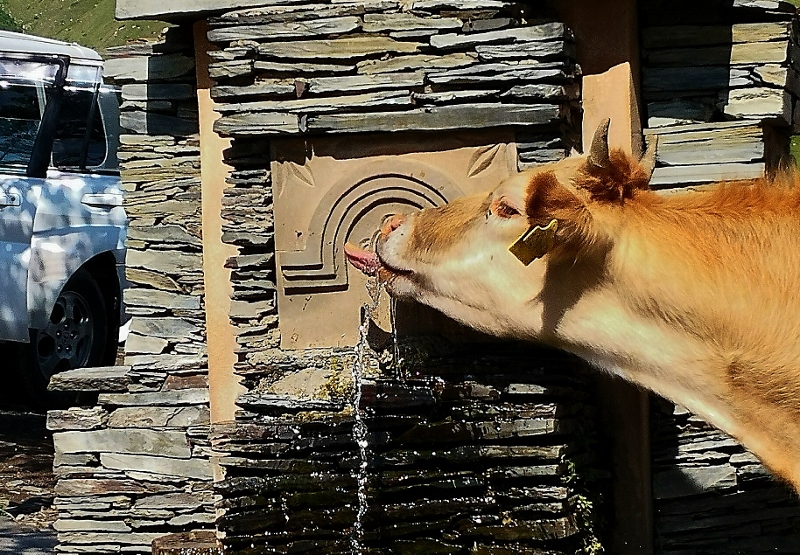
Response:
0,409,57,531
0,347,60,540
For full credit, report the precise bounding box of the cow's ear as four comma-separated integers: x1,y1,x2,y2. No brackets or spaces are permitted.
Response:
524,170,584,222
575,119,651,204
575,122,651,203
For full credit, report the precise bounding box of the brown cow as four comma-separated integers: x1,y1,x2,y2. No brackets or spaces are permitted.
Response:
344,120,800,492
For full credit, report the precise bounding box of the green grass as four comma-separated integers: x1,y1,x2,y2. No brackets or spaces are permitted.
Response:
4,0,167,50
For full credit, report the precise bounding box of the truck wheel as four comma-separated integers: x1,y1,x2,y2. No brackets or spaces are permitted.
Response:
25,268,116,407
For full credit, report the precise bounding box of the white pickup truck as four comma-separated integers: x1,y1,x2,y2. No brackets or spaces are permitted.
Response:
0,32,126,406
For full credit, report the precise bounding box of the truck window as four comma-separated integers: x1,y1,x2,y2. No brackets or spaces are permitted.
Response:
52,85,107,169
0,59,60,171
52,64,106,171
0,81,40,168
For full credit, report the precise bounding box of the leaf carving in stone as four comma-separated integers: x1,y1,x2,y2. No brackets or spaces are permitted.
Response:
466,144,501,178
286,161,315,188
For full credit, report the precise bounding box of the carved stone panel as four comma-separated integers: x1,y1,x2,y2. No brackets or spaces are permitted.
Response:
272,131,517,349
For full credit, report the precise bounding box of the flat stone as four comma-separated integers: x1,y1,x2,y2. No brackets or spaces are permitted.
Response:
723,87,791,121
120,111,199,136
207,59,253,79
357,52,475,74
253,60,355,74
109,406,210,428
362,12,462,33
643,67,752,92
430,23,567,49
229,298,276,319
54,478,149,496
123,289,202,311
104,54,195,82
476,40,570,61
303,71,426,95
216,90,412,114
305,103,562,133
650,162,765,187
56,531,165,547
211,81,296,99
257,36,421,59
98,388,209,407
214,112,300,136
134,492,213,511
653,465,738,499
54,519,132,532
129,317,202,340
100,453,213,480
152,531,222,555
121,83,195,101
53,429,191,458
207,16,360,42
427,63,567,85
47,407,109,431
125,249,203,274
125,333,170,355
48,366,132,393
125,268,184,292
124,353,206,372
643,21,791,49
647,40,789,66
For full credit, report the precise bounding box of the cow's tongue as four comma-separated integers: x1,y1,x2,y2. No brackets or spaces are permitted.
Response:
344,242,381,276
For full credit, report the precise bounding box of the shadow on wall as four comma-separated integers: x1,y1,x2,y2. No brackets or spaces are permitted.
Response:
650,397,800,554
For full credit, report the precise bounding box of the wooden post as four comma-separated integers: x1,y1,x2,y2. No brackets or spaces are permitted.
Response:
194,21,243,432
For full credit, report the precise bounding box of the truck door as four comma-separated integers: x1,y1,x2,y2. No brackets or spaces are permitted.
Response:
0,56,65,342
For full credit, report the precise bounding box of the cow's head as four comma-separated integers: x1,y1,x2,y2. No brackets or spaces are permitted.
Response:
344,120,656,339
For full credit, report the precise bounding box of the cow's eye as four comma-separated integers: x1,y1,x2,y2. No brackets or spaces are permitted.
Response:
494,199,521,219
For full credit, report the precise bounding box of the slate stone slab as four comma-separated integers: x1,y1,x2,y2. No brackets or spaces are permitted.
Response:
305,103,562,133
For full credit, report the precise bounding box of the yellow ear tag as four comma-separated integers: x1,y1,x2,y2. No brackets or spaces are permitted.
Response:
508,219,558,266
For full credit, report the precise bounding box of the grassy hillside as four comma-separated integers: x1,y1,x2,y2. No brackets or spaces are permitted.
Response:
2,0,166,50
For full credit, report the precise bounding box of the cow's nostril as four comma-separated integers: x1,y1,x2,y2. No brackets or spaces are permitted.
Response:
381,214,406,235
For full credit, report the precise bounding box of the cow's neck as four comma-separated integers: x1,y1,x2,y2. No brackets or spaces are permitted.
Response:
545,205,800,491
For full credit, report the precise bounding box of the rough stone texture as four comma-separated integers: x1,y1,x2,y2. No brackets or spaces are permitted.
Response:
651,399,800,554
47,25,214,555
214,345,606,554
640,0,800,187
206,2,591,552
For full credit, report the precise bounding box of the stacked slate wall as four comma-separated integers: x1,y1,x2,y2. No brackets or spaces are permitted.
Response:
640,0,800,550
640,0,800,187
216,346,606,554
46,26,216,554
205,1,608,552
651,399,800,554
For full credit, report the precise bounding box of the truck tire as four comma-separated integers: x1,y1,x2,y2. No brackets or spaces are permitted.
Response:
24,267,117,407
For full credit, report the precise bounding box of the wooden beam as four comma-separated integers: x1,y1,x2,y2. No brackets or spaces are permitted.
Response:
194,21,243,431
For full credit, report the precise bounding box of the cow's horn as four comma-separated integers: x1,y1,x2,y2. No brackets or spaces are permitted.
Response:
639,135,658,179
588,118,611,169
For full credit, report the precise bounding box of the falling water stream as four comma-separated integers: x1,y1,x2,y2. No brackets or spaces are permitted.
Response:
349,278,383,554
